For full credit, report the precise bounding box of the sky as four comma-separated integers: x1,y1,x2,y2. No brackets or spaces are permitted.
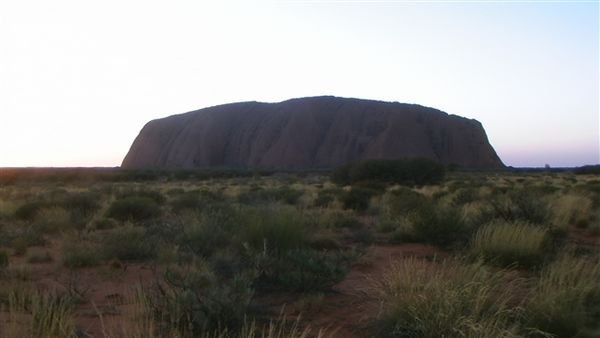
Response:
0,0,598,168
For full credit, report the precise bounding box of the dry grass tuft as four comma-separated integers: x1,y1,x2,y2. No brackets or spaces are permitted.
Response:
471,221,548,267
373,257,526,338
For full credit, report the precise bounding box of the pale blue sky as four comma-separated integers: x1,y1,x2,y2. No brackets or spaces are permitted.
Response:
0,0,598,167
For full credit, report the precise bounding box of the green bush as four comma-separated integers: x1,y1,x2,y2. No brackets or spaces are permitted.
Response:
32,206,71,234
241,208,308,254
331,213,363,229
412,203,468,246
313,188,341,208
452,188,477,205
382,188,429,218
309,237,341,250
170,192,201,212
341,187,377,211
348,225,374,245
256,249,356,292
0,250,8,268
390,222,418,243
332,158,445,186
59,192,101,217
106,196,161,222
170,190,226,213
14,201,45,221
479,190,551,225
26,251,53,264
101,226,157,261
63,244,100,268
237,186,303,205
118,189,166,204
178,216,232,258
471,221,548,267
143,261,255,335
92,218,118,230
11,227,47,256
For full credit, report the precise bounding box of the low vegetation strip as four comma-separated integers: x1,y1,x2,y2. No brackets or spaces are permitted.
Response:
0,168,598,337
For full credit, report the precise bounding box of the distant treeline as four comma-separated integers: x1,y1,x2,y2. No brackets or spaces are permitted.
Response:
1,163,597,185
573,165,600,175
504,165,600,175
331,158,446,186
0,167,278,185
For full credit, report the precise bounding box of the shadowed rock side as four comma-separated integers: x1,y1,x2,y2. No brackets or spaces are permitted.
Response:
122,96,504,169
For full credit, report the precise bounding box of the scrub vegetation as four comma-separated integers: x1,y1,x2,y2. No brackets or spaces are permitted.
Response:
0,164,599,337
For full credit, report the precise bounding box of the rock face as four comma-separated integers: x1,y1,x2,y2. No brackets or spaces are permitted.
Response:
122,96,503,169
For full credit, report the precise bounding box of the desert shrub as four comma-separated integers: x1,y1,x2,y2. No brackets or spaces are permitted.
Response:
12,238,29,256
526,253,600,337
332,158,445,186
313,188,341,208
206,249,253,280
59,191,101,217
178,214,233,258
237,186,304,205
590,223,600,236
580,180,600,198
33,206,71,234
272,186,304,205
14,201,45,221
452,188,477,205
574,217,590,229
11,226,47,256
101,226,157,261
313,193,334,208
447,180,466,192
142,260,255,335
347,225,374,245
532,184,561,195
412,203,468,246
479,190,551,225
118,189,166,204
92,217,118,230
309,237,341,250
381,188,429,218
0,250,8,269
241,208,308,254
256,249,356,292
471,221,548,267
374,258,524,338
166,187,185,196
331,213,363,229
63,244,100,268
170,191,202,212
341,187,377,211
390,221,418,243
354,180,388,192
170,190,226,213
376,219,397,233
106,196,161,222
26,251,53,264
